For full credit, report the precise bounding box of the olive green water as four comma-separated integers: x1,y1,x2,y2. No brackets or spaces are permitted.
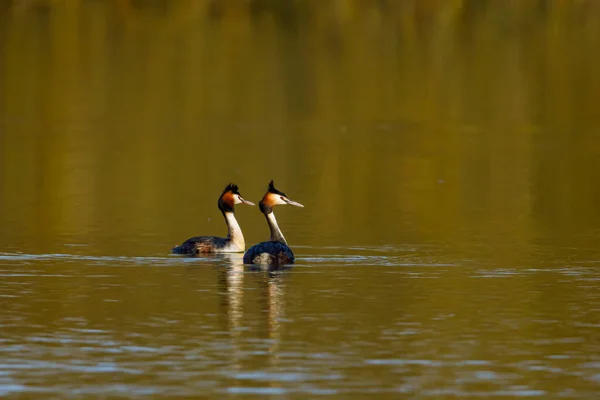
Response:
1,1,600,398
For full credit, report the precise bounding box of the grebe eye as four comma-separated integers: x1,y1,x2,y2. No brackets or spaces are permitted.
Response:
280,196,284,200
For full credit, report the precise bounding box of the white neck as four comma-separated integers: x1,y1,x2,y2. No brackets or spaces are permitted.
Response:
266,212,287,244
224,212,245,250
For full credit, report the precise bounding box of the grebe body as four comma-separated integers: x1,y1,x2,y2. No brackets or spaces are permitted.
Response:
243,181,303,265
243,241,295,265
172,184,254,255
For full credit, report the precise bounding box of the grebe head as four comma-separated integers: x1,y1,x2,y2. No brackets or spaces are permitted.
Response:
218,183,255,213
259,180,304,214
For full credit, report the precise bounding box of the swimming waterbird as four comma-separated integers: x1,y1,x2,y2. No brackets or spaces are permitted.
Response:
243,181,304,265
172,184,254,255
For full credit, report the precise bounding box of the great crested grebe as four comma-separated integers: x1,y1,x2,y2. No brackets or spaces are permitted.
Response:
243,181,304,265
172,183,255,255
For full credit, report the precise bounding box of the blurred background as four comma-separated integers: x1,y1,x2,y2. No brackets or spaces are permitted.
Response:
1,0,599,257
2,1,600,398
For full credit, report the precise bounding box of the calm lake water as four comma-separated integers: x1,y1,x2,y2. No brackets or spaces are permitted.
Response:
1,1,600,398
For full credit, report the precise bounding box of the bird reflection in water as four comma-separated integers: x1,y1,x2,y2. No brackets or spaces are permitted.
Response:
215,254,245,333
216,254,292,374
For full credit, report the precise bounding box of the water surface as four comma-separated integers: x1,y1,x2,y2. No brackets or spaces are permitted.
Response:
1,1,600,398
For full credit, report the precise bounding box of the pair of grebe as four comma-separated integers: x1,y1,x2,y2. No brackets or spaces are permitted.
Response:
172,181,304,264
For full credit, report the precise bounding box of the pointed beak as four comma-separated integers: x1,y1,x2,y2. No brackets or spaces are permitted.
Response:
283,198,304,207
240,197,255,206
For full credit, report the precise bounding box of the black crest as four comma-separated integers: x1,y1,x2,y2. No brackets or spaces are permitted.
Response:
218,183,240,213
267,180,287,197
222,183,240,195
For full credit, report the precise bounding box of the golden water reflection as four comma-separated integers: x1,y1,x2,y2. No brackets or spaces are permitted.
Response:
1,1,600,397
1,1,600,258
